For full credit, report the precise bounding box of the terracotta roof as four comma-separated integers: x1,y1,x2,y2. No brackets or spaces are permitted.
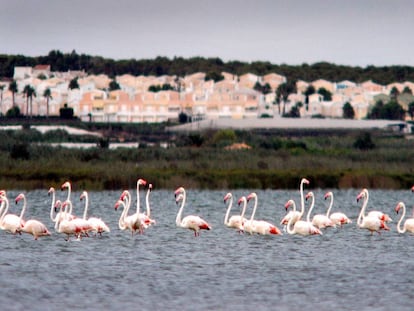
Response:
224,142,252,150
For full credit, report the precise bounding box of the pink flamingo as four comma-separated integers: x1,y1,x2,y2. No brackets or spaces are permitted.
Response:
0,192,25,234
244,192,282,235
357,188,392,223
174,187,211,236
54,200,83,241
280,178,309,226
223,193,247,231
324,191,352,226
285,199,322,236
119,190,148,234
15,193,50,240
395,202,414,234
306,192,335,229
80,191,110,235
356,189,389,235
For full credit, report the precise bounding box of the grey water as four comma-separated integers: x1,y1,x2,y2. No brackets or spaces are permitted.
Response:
1,188,413,311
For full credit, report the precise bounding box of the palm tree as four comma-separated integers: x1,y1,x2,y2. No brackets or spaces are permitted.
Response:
23,85,36,117
43,88,52,117
8,80,18,108
0,84,4,114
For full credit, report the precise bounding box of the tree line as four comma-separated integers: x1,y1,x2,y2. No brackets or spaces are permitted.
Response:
1,50,414,85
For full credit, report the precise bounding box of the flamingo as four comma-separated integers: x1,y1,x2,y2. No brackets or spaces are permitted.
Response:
285,199,322,236
395,202,414,234
306,192,335,229
15,193,51,240
0,193,25,234
61,199,93,239
80,191,110,236
244,192,282,235
174,187,211,236
61,181,73,202
144,183,156,226
119,190,148,234
357,188,392,223
236,196,249,232
280,178,309,226
60,181,77,219
55,200,83,241
356,189,389,235
223,192,247,231
324,191,352,226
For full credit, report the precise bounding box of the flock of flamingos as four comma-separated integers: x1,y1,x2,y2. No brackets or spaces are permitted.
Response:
0,178,413,240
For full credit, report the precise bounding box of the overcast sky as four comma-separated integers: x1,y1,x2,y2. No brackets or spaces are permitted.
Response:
2,0,414,67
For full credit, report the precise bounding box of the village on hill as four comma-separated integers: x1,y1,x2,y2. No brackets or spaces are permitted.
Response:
0,64,413,132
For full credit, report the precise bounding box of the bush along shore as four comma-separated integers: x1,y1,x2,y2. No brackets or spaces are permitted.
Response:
0,123,413,190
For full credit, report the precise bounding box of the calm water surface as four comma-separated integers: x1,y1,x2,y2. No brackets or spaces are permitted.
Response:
0,188,413,311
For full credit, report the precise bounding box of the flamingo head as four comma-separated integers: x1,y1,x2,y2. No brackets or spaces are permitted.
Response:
137,179,147,187
148,183,153,191
395,202,403,214
305,192,313,201
80,191,87,201
411,185,414,192
301,178,310,185
61,181,71,191
175,193,184,204
356,189,367,202
237,196,246,206
324,192,332,200
15,193,25,204
223,193,232,203
0,190,6,197
114,200,123,211
380,214,392,222
48,187,55,195
246,193,256,202
284,200,294,211
54,200,62,212
119,190,129,201
174,187,185,197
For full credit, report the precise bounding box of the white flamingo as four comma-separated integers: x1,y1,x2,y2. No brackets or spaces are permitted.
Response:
174,187,211,236
55,200,83,241
280,178,309,226
80,191,110,235
15,193,51,240
61,199,93,239
324,191,352,226
395,201,414,234
307,192,335,229
285,199,322,236
223,192,247,231
144,183,156,226
358,188,392,223
0,193,25,234
356,189,389,234
244,192,282,235
118,190,147,234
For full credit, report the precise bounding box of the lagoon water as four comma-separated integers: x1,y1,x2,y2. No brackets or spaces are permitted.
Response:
0,188,413,311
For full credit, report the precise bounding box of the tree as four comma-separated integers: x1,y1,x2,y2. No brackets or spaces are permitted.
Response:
43,88,52,117
276,81,297,115
304,85,316,104
109,79,120,91
0,84,4,114
390,86,399,100
23,85,36,117
317,87,332,101
408,101,414,120
342,102,355,119
368,100,405,120
8,80,18,107
402,86,412,95
353,132,375,150
69,77,79,89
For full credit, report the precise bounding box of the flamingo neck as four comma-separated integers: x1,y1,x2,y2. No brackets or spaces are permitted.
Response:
0,196,9,223
176,191,186,227
145,188,151,217
325,194,333,217
224,195,233,225
49,189,57,222
306,194,314,223
18,195,27,221
240,197,247,219
286,203,296,234
82,192,89,220
300,180,306,217
65,184,71,202
118,201,128,230
397,203,406,234
136,182,142,214
357,193,368,226
249,194,258,221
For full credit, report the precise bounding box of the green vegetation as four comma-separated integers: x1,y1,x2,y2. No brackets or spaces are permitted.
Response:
0,123,413,190
2,50,414,85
